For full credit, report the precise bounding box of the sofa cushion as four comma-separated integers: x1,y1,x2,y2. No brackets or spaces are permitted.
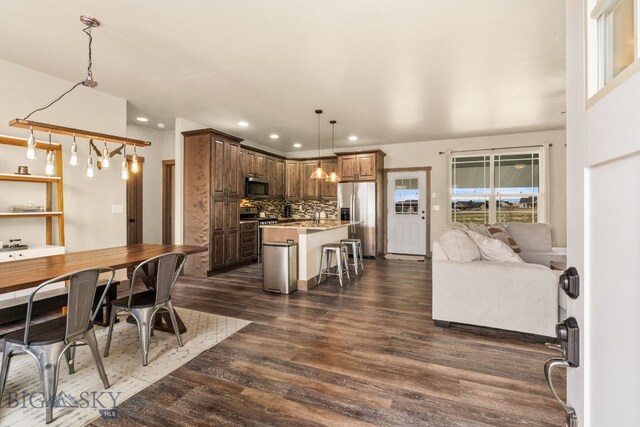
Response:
448,221,469,233
438,229,481,262
506,223,552,252
468,231,524,263
468,222,491,236
487,226,521,253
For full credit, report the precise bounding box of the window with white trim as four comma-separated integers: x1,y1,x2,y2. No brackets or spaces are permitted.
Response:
449,149,546,225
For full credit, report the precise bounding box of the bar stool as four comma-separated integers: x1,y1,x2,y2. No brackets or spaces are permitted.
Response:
317,243,350,287
341,238,364,276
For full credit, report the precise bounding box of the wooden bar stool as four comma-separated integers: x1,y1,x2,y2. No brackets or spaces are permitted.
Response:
317,243,350,287
341,238,364,276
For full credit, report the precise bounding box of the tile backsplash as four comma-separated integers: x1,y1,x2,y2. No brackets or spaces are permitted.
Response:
241,198,338,219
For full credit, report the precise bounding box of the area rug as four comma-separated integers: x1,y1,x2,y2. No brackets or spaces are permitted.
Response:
384,253,425,261
0,308,250,426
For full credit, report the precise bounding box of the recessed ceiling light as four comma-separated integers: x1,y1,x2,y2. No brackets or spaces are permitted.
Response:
136,117,149,122
157,122,166,129
238,121,249,127
293,143,302,148
270,134,279,139
348,135,358,141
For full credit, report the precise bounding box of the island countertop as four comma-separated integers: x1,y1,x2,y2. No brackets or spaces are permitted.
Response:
260,220,357,234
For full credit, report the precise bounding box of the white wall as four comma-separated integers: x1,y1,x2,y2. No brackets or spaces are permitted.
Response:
289,130,567,248
0,59,128,252
125,123,175,244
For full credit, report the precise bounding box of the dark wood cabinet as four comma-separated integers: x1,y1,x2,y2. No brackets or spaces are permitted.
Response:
337,151,383,182
255,153,266,178
300,160,319,199
183,128,243,276
285,160,300,200
320,159,338,199
240,221,257,262
275,160,285,198
266,156,276,195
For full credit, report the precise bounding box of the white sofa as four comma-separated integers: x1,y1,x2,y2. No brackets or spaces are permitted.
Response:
432,223,563,337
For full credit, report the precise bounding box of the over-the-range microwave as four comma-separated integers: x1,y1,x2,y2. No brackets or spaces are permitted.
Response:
245,177,269,198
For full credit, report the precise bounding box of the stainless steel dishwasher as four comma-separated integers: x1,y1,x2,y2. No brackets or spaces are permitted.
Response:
262,242,298,294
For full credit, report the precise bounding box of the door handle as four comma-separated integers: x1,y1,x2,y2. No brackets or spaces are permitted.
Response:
129,219,135,223
421,216,425,220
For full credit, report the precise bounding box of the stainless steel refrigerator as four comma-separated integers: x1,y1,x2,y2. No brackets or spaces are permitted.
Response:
338,182,377,257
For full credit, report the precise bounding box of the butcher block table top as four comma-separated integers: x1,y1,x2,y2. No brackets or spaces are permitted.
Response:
0,244,207,295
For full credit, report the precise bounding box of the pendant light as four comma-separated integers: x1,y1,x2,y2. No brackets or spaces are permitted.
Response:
131,145,140,173
101,141,110,168
44,132,55,176
326,120,341,183
121,145,129,180
87,138,95,178
310,109,328,180
26,127,36,160
69,134,79,166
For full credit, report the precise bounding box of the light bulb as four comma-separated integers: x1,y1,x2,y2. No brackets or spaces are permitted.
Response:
69,139,78,167
44,151,55,176
121,159,129,180
87,156,95,178
131,153,139,173
326,171,341,183
26,129,36,160
101,143,110,168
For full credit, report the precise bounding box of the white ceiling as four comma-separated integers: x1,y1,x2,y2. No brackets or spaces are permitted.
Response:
0,1,566,151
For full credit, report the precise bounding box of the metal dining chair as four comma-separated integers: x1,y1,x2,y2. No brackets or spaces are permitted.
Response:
0,267,115,424
103,252,186,366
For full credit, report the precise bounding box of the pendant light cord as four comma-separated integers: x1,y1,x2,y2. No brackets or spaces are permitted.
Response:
23,25,95,120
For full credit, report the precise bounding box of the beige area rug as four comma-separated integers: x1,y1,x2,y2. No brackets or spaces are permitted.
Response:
384,253,425,261
0,308,250,426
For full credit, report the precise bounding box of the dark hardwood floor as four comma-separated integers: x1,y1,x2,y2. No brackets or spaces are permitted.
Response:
89,258,565,426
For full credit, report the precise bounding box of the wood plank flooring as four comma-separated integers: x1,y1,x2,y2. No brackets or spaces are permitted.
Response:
89,258,565,426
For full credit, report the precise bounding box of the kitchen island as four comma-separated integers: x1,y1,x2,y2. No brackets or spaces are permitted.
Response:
260,220,355,290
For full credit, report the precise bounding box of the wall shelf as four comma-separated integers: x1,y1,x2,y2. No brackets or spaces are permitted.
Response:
0,173,61,183
0,212,63,218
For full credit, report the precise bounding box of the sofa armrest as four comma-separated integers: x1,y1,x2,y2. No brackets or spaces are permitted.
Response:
433,260,559,336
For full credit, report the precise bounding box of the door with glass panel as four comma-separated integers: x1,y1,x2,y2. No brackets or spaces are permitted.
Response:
387,171,427,255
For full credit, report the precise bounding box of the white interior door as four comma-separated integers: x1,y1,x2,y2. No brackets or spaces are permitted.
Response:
386,171,427,255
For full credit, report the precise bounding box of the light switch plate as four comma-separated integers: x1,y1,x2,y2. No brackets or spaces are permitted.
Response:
111,204,124,214
433,205,440,211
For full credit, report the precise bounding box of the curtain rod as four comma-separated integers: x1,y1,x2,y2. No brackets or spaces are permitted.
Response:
438,143,551,155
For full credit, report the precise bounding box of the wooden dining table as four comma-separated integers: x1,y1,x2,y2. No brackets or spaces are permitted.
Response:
0,243,207,333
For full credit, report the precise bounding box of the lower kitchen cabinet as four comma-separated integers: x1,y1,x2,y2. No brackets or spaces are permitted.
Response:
240,221,258,262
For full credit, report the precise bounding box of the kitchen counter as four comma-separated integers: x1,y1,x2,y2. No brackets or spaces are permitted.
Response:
261,221,358,291
260,220,354,234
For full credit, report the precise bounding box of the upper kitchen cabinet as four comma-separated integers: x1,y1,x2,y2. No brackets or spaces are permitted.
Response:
285,160,300,200
255,152,266,178
274,159,285,198
320,159,338,199
337,151,385,182
266,156,276,193
300,160,319,199
212,137,242,197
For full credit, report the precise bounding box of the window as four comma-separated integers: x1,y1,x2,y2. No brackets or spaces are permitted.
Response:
394,178,419,215
449,150,546,225
593,0,637,88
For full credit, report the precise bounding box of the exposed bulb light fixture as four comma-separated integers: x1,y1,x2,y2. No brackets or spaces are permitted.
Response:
69,135,79,166
131,145,140,173
44,132,55,176
26,127,36,160
121,145,129,180
87,139,95,178
310,109,328,180
325,120,341,183
101,141,110,168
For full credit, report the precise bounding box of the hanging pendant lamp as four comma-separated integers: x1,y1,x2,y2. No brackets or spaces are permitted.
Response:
310,109,328,179
326,120,341,183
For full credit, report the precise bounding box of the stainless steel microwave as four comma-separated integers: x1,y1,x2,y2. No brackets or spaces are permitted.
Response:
245,177,269,198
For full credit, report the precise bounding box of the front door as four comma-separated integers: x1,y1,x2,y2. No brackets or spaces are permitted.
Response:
386,171,427,255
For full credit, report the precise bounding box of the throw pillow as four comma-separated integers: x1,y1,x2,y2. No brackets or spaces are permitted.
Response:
448,221,469,233
487,226,521,253
438,228,481,262
468,222,491,237
467,231,524,263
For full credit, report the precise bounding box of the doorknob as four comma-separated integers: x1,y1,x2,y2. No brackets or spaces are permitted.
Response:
421,216,425,220
129,219,135,223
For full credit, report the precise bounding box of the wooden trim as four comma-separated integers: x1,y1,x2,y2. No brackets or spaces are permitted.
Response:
162,160,175,245
335,149,386,157
0,134,62,151
240,144,287,160
383,167,432,257
9,119,151,147
181,128,244,142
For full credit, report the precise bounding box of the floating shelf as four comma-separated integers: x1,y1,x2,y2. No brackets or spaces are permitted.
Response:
0,173,61,183
0,212,63,218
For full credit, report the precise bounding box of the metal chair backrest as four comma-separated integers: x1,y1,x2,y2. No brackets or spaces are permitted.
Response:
128,252,186,308
24,267,115,345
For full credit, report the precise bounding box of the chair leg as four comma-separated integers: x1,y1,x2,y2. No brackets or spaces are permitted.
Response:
64,344,76,375
317,250,325,285
84,330,110,389
336,250,343,287
359,244,364,270
103,307,120,357
132,309,154,366
36,348,61,424
165,300,184,347
0,342,14,406
352,244,359,276
342,249,350,281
